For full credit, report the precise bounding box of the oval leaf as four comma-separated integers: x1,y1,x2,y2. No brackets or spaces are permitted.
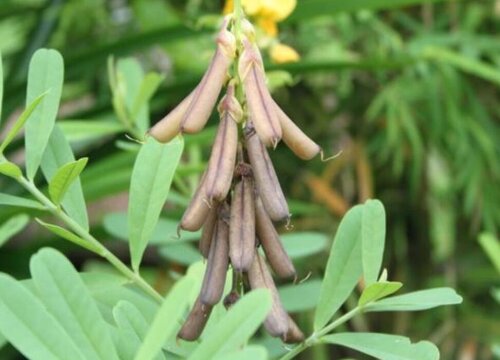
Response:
25,49,64,180
0,214,30,247
278,279,322,313
322,332,439,360
281,232,328,259
0,273,85,360
359,281,403,307
0,160,22,179
314,205,364,331
362,199,386,285
30,248,119,360
48,158,88,205
188,289,272,360
0,193,44,209
128,136,184,271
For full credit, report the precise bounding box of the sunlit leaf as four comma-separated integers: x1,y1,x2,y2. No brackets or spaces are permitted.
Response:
322,332,439,360
128,136,184,271
314,205,363,331
25,49,64,180
359,281,403,307
0,160,22,178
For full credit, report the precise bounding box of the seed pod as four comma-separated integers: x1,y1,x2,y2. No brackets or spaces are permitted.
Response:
177,297,213,341
239,38,281,147
204,87,240,202
255,196,296,279
180,23,236,134
229,167,256,272
200,213,229,305
248,254,289,337
223,291,240,309
148,87,197,143
282,316,305,344
244,126,289,222
199,204,219,258
274,101,321,160
180,173,211,232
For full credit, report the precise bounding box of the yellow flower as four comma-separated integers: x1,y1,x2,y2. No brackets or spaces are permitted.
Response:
257,17,278,37
224,0,296,23
270,43,300,64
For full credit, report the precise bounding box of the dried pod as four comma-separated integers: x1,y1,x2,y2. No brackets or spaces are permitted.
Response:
245,126,289,221
239,38,282,147
255,196,296,279
180,22,236,134
180,173,211,232
229,167,256,272
223,291,240,309
274,101,321,160
282,316,305,344
148,87,197,143
248,254,289,337
177,297,213,341
199,204,219,258
200,212,230,305
204,87,240,202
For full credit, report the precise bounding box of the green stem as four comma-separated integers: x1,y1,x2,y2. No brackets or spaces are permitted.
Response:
17,176,163,304
279,307,362,360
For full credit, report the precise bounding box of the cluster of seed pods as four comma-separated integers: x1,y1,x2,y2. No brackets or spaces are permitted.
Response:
149,18,321,343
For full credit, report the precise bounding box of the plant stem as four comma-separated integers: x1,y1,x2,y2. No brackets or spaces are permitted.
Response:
279,307,362,360
17,176,163,304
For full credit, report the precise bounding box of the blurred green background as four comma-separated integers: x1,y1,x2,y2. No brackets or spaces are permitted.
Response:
0,0,499,359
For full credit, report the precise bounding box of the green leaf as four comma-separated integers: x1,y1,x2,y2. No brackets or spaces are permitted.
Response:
314,205,363,331
41,125,89,230
30,248,119,360
0,214,29,247
0,53,3,122
128,136,184,271
278,279,322,312
25,49,64,180
188,289,272,360
281,232,328,259
322,332,439,360
131,72,164,122
158,243,203,266
0,160,22,178
35,219,101,254
0,273,85,360
362,199,386,285
59,120,124,143
48,158,88,205
359,281,403,307
479,233,500,274
113,301,166,360
365,288,463,312
214,345,268,360
0,193,44,210
134,275,195,360
0,93,45,154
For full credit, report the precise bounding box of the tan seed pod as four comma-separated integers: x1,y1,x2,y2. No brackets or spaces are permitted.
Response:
148,87,197,143
247,254,289,337
282,315,305,344
229,172,256,272
180,25,236,134
255,196,296,279
244,126,289,222
274,101,321,160
179,173,211,232
204,88,239,202
239,38,281,147
177,297,213,341
199,213,229,305
199,203,219,258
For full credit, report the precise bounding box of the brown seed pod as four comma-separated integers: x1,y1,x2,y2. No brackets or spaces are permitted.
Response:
223,291,240,309
282,315,305,344
255,196,296,279
204,88,239,202
247,253,289,337
244,126,289,222
177,297,213,341
229,169,256,272
274,101,321,160
179,173,211,232
238,38,282,147
199,212,230,305
199,203,219,258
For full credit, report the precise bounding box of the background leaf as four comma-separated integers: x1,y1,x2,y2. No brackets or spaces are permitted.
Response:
322,332,439,360
314,205,364,331
478,233,500,274
0,193,44,210
281,232,328,259
48,158,88,205
128,136,184,271
25,49,64,180
0,214,29,247
362,199,386,285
